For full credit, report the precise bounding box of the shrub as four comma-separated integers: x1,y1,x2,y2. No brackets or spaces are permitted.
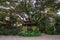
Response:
20,30,41,36
0,31,4,35
0,28,20,35
55,16,60,34
32,26,39,32
45,26,54,34
5,29,18,35
21,26,27,31
20,26,41,36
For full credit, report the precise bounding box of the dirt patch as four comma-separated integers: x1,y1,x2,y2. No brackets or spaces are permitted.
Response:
0,35,60,40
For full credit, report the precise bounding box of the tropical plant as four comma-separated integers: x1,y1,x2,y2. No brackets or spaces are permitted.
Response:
32,26,39,32
0,0,60,35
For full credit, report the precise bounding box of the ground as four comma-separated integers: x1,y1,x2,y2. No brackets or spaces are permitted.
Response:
0,35,60,40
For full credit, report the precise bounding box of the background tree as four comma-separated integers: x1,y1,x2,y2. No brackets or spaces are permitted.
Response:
29,0,60,33
0,0,60,34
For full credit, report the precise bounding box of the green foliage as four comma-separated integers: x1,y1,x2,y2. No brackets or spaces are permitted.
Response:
20,26,41,36
20,31,41,37
55,16,60,34
0,0,6,3
0,31,4,35
0,0,60,36
0,9,8,19
0,27,20,35
0,13,6,19
32,26,39,32
4,28,20,35
45,25,54,34
21,26,27,31
16,1,32,13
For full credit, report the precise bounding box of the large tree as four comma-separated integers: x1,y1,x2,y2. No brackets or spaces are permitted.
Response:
0,0,60,33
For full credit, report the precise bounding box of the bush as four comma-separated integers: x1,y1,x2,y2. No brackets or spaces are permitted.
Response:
4,28,20,35
20,31,41,36
0,31,4,35
55,16,60,34
0,27,21,35
0,26,41,36
21,26,27,31
20,26,41,36
32,26,39,32
45,26,54,34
